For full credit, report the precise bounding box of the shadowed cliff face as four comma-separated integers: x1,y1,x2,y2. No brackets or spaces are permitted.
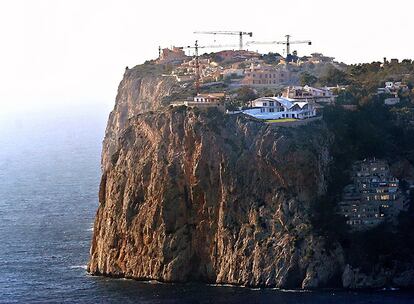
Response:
88,107,345,288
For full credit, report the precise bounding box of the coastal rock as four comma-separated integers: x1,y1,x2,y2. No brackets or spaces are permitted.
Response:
88,106,344,288
341,264,409,289
341,265,386,289
102,65,177,170
393,269,414,287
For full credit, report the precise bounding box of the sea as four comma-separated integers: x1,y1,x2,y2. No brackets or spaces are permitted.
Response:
1,103,414,303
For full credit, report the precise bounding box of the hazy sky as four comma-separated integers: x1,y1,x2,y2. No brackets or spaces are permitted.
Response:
1,0,413,115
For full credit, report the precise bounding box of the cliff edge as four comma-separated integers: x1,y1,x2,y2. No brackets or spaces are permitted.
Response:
89,95,345,288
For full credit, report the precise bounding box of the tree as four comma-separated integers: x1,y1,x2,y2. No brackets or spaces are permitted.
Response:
261,52,282,64
320,65,350,86
300,72,318,86
236,86,258,103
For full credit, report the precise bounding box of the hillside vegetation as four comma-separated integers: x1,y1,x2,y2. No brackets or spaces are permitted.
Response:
312,60,414,275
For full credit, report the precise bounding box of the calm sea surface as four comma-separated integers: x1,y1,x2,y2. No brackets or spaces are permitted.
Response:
1,104,414,303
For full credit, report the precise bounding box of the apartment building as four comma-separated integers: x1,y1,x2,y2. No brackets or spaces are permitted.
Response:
241,64,290,87
338,158,406,230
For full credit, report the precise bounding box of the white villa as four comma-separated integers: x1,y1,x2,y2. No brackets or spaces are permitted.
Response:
243,97,316,120
282,85,335,104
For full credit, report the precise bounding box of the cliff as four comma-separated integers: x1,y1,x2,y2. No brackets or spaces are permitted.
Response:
102,65,177,169
88,63,414,289
89,105,345,288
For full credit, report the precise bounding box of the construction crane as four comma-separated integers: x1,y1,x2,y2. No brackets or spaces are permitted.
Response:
193,31,253,50
179,40,239,94
247,35,311,56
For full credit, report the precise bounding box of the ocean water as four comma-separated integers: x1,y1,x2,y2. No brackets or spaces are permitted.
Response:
1,104,414,303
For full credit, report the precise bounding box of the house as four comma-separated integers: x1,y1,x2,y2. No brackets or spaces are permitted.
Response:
157,47,187,64
172,93,226,111
241,64,290,87
282,85,336,104
222,68,244,79
338,158,406,230
242,96,316,120
173,58,223,83
215,50,260,62
173,74,194,82
377,81,406,105
193,93,225,103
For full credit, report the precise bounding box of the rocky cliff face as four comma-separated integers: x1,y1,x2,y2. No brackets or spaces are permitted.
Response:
88,98,346,288
102,65,176,169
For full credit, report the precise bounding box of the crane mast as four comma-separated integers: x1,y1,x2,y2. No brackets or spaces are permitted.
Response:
195,40,199,95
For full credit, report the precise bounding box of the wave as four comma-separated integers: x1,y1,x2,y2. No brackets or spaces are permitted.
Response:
69,265,87,270
381,287,400,291
87,223,94,232
207,284,242,288
140,280,169,285
273,288,312,293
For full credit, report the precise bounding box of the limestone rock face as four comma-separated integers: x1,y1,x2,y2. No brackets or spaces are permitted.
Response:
102,65,176,170
88,106,345,288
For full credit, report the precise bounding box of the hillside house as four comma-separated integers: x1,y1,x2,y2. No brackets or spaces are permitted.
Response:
242,96,316,120
171,93,225,111
338,158,406,230
193,93,225,103
222,68,244,79
241,64,290,87
282,85,335,104
158,47,187,64
173,58,222,83
215,50,260,62
377,81,408,105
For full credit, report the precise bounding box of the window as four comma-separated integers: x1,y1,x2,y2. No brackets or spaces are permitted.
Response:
263,102,267,106
269,108,274,112
269,102,274,106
